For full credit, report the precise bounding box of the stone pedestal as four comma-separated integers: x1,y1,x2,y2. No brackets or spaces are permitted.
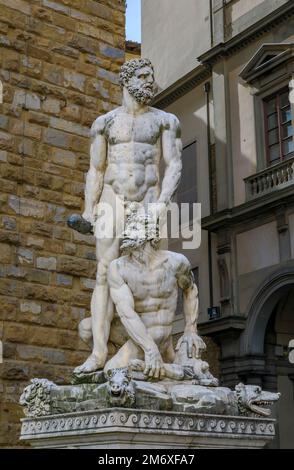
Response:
20,408,276,449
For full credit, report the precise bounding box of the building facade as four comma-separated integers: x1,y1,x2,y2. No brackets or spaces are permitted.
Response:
142,0,294,448
0,0,125,447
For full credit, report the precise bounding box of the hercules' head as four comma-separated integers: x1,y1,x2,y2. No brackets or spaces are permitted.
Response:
119,58,155,104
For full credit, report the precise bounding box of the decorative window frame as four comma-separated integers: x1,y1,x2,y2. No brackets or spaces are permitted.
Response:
240,43,294,172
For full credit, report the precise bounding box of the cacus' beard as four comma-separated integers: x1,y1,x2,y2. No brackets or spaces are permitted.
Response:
120,238,146,255
126,83,155,105
120,237,160,255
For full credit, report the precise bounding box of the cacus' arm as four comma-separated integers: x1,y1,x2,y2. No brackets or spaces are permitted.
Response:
176,255,199,334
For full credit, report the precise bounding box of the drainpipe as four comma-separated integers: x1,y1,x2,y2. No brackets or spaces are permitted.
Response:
204,81,214,309
209,0,214,48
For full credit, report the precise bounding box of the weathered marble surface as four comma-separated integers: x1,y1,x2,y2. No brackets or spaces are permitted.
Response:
20,408,276,449
68,58,183,375
19,371,280,419
19,58,281,449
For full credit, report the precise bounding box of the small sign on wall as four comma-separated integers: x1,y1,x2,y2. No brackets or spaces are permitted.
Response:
207,306,221,321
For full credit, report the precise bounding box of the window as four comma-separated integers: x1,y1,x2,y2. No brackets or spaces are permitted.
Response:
175,141,197,220
264,89,294,165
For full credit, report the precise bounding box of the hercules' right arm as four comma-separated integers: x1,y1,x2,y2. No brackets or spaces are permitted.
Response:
83,116,107,225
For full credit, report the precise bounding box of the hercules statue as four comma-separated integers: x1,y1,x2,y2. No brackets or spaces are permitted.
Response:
68,58,182,374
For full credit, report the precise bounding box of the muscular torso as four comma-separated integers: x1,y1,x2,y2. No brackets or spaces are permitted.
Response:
102,107,167,203
113,252,181,347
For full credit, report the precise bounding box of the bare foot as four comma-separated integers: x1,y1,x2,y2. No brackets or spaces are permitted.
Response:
74,353,105,374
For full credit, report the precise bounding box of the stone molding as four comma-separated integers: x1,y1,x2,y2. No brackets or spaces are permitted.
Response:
152,65,211,109
202,185,294,232
20,408,276,442
199,2,294,66
152,2,294,109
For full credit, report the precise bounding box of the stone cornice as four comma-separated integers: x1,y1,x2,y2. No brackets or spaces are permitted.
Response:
151,3,294,108
202,185,294,232
152,65,211,109
199,316,247,336
198,1,294,67
20,407,276,441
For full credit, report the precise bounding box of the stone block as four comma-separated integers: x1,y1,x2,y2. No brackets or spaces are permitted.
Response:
64,243,76,255
97,67,118,85
3,0,31,15
26,269,51,285
55,273,73,287
42,98,61,115
57,255,95,277
0,150,7,161
99,43,124,59
39,189,63,204
87,79,109,99
45,204,66,224
69,135,89,153
43,128,70,149
86,1,113,21
36,257,57,271
63,194,81,208
50,117,90,138
26,236,44,248
2,362,30,381
23,123,42,140
43,239,63,254
73,230,95,246
80,278,95,291
0,230,20,246
16,249,33,268
20,301,42,314
2,216,17,231
43,63,64,87
61,103,81,122
25,93,41,111
32,222,53,238
0,243,13,263
16,344,66,365
64,71,86,93
42,0,70,15
68,35,97,54
0,115,9,130
0,296,18,320
21,56,42,78
5,266,26,279
8,196,45,219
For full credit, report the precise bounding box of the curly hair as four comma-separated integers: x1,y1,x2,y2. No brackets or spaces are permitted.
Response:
119,58,154,87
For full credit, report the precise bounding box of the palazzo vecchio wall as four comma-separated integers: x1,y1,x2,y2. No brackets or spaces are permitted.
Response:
0,0,125,447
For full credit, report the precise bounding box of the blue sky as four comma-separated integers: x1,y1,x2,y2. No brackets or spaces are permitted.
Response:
126,0,141,42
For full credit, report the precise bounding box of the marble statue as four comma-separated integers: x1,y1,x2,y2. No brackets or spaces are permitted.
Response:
105,207,208,380
19,59,281,450
20,373,280,418
68,58,182,374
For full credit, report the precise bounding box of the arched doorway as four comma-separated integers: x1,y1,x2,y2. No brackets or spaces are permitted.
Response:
241,270,294,449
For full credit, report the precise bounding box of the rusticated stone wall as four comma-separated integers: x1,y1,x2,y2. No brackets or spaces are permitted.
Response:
0,0,125,447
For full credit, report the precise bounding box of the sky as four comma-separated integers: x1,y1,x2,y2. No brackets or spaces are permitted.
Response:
126,0,141,42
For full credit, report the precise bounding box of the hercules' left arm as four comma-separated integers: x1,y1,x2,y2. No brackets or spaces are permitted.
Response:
158,114,182,205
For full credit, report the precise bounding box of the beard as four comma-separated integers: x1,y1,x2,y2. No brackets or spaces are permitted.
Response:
126,83,155,104
120,237,146,255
